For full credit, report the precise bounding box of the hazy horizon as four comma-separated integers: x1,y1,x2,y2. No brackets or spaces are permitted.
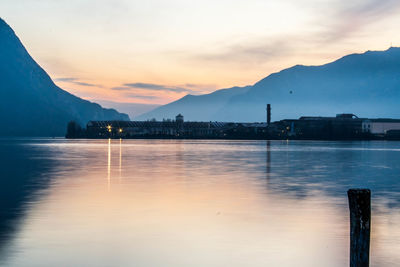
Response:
1,0,400,108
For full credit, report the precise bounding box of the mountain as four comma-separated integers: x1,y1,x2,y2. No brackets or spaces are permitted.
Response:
95,100,160,120
136,85,251,121
0,18,129,137
138,47,400,122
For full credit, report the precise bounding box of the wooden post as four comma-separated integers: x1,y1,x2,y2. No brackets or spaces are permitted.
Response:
347,189,371,267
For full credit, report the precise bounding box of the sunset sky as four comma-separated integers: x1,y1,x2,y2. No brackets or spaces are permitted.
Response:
1,0,400,108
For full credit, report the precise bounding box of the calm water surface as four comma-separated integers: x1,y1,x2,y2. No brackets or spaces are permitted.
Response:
1,139,400,266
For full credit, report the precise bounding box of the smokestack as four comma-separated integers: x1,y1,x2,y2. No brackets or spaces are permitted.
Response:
267,104,271,125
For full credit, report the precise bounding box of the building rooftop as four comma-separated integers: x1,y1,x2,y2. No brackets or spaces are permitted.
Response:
369,118,400,123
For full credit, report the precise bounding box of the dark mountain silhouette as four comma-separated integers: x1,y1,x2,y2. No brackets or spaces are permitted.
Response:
138,47,400,122
0,18,129,137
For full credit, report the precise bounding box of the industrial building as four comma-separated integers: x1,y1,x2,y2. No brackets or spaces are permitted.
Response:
362,119,400,136
85,114,267,139
272,114,400,140
69,105,400,140
272,114,365,139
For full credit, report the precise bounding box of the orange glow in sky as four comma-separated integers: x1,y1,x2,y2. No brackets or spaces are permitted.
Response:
1,0,400,106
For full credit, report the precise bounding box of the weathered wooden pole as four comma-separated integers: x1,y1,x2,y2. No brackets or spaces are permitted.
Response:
347,189,371,267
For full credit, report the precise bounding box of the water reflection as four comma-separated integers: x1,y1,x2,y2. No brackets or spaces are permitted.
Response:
0,139,400,267
119,138,122,182
107,138,111,190
0,139,55,261
263,141,400,206
266,140,271,180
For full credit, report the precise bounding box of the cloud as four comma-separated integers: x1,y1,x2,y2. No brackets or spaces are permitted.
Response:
189,0,400,67
75,81,97,87
111,86,130,91
111,82,214,94
194,38,296,66
55,77,77,82
125,83,173,90
319,0,400,42
183,83,218,91
124,82,197,94
125,93,161,100
54,77,101,87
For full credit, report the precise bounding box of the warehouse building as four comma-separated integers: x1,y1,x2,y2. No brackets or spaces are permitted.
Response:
362,119,400,136
86,114,267,139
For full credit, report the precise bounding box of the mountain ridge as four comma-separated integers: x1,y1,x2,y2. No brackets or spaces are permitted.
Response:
138,47,400,122
136,85,251,121
0,18,129,136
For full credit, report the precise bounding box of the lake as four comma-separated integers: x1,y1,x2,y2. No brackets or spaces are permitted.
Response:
1,139,400,266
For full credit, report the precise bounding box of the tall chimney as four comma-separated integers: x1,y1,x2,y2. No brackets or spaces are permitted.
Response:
267,104,271,125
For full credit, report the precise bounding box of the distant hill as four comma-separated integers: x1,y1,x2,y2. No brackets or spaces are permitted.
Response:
95,100,160,120
0,18,129,137
136,86,251,121
138,47,400,122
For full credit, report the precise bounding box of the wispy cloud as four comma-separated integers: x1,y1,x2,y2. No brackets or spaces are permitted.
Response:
124,83,197,94
183,83,218,91
194,39,296,66
55,77,77,82
111,86,130,91
189,0,400,67
125,93,161,100
54,77,101,87
112,82,214,94
318,0,400,42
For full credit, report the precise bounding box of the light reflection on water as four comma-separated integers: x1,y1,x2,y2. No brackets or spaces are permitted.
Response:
0,139,400,266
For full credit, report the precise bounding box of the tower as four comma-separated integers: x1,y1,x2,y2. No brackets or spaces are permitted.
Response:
267,104,271,125
176,114,184,123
